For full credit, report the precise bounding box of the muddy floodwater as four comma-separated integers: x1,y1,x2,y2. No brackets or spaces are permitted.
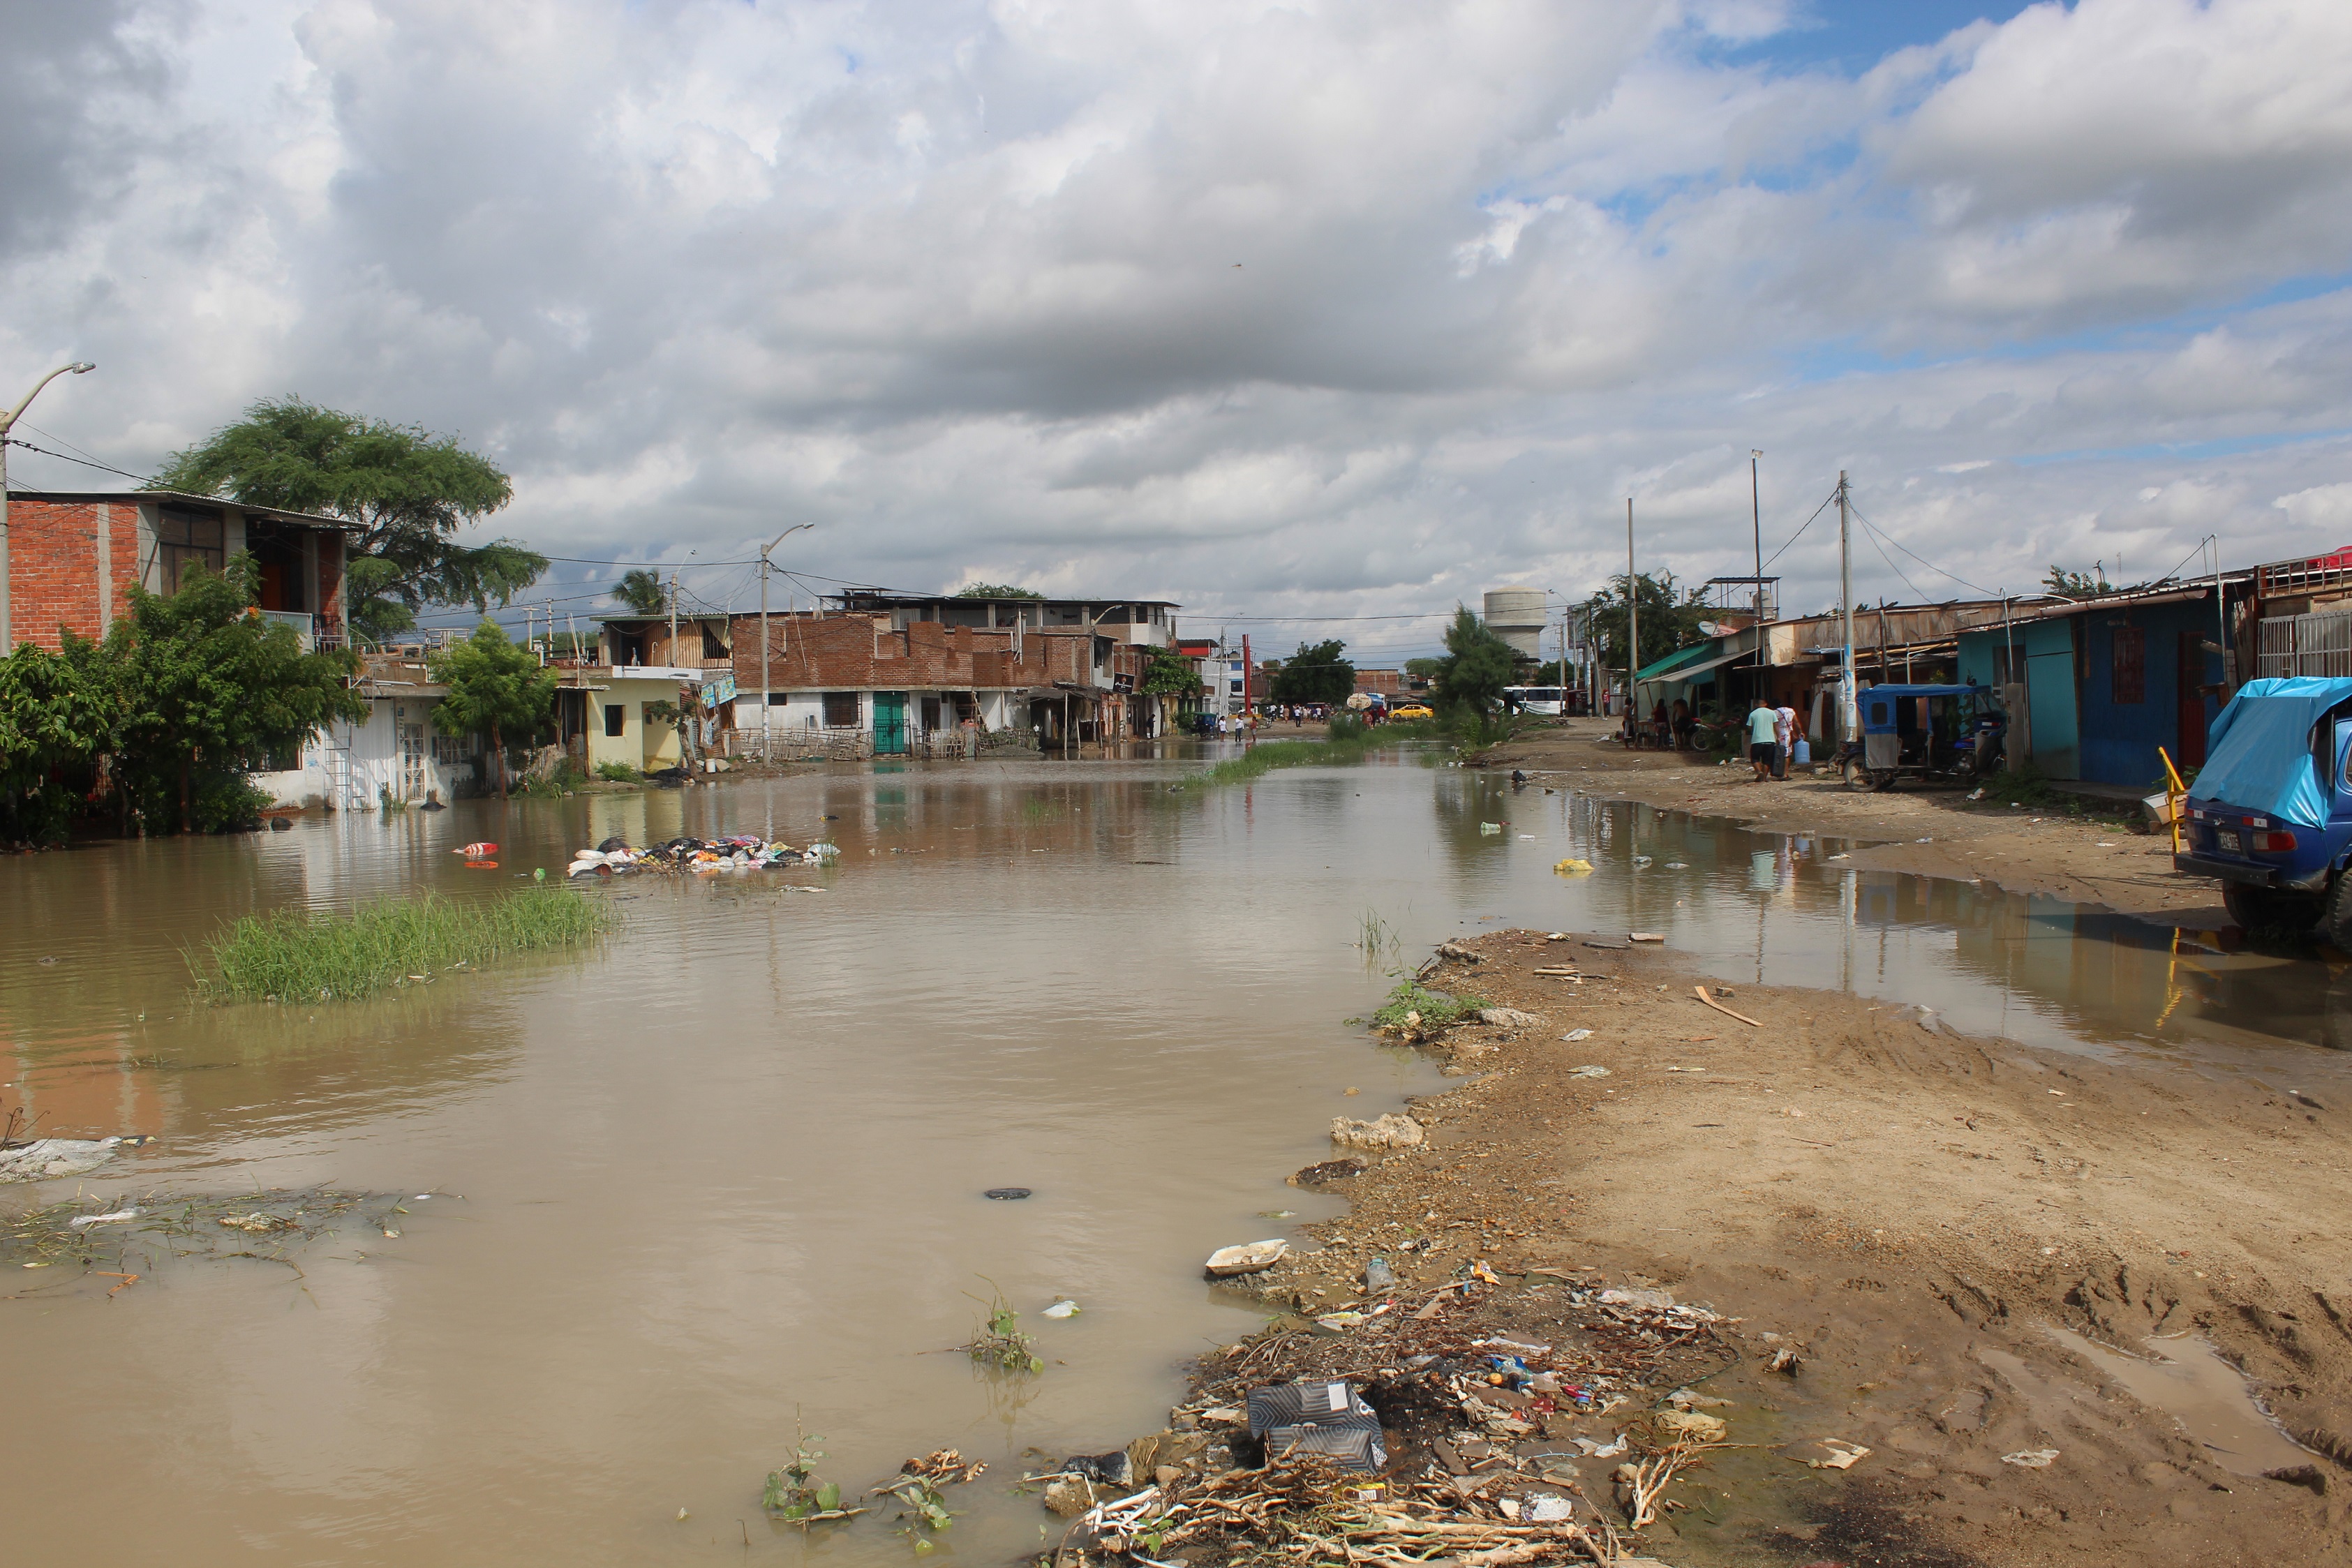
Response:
3,749,2344,1566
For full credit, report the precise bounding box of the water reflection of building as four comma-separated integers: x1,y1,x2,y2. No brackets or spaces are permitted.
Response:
2,1030,163,1141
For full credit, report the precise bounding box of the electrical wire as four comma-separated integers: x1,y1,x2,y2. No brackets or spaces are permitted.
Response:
1845,504,1930,602
1759,486,1839,572
1,438,157,486
1846,498,2001,599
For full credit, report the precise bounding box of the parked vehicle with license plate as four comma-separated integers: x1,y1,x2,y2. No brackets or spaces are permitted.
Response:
2174,676,2352,941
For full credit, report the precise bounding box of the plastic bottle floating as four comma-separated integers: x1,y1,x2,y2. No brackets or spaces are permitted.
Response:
463,860,499,870
454,842,499,858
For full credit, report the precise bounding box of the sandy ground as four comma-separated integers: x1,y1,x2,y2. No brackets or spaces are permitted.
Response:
1485,720,2220,925
1233,930,2352,1566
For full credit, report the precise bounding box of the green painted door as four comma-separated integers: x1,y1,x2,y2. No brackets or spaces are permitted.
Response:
874,691,909,754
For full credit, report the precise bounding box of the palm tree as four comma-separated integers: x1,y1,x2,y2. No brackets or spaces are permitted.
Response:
611,569,667,615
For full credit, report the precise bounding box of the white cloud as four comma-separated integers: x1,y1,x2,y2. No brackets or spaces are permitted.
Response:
1,0,2350,650
2275,481,2352,535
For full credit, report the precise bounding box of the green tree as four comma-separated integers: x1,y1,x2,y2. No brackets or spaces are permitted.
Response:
2043,565,2113,598
150,397,546,643
611,569,669,615
1140,645,1203,698
105,558,369,835
429,621,556,799
1584,572,1709,680
1432,608,1516,715
0,641,111,844
954,583,1045,599
1267,639,1355,706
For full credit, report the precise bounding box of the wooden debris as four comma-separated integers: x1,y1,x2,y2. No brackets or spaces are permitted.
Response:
1692,986,1762,1026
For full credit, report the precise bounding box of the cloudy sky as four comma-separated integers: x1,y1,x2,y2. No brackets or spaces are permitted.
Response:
5,0,2351,663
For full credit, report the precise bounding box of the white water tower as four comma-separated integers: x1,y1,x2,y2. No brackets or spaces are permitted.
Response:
1482,588,1548,659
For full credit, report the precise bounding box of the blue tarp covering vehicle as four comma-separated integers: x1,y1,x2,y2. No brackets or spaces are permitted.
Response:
2175,676,2352,936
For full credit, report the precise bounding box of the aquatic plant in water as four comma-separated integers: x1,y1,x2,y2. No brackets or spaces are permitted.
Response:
872,1472,955,1553
763,1422,861,1525
961,1283,1043,1373
1175,722,1390,791
191,888,615,1003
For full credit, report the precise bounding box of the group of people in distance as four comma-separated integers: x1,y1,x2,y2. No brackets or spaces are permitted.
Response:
1630,693,1801,780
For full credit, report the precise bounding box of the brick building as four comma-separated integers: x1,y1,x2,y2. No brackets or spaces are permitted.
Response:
1,488,354,652
724,611,1163,758
584,597,1189,760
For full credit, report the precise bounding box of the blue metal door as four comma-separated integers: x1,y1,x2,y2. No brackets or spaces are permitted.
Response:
874,691,908,755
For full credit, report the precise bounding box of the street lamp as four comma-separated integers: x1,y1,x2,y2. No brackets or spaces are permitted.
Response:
1749,449,1764,627
0,361,96,650
759,523,817,759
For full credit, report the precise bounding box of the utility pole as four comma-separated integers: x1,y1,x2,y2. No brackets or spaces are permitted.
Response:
1242,634,1253,730
2211,535,2229,689
1838,470,1856,741
759,523,816,761
668,571,679,668
0,361,96,651
1750,449,1764,625
1625,498,1639,725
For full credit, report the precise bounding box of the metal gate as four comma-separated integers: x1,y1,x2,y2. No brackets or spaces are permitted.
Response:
401,722,428,800
873,691,908,755
2258,611,2352,679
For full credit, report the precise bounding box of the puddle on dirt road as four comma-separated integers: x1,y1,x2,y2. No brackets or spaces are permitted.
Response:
1433,769,2352,1068
3,747,2346,1565
2045,1327,2314,1477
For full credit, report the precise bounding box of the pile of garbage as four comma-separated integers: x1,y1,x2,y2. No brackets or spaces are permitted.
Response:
1039,1270,1748,1567
567,835,840,878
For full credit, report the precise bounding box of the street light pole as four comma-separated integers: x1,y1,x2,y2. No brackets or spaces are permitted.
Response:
0,361,97,650
1838,470,1856,740
759,523,816,761
1625,498,1639,727
1749,449,1764,626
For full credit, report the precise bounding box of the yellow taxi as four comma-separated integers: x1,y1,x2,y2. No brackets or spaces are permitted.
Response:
1389,703,1434,720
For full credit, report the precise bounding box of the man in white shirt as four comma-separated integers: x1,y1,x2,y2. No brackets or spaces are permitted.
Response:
1773,701,1797,778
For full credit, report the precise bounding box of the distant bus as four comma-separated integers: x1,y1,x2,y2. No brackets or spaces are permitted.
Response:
1506,685,1565,716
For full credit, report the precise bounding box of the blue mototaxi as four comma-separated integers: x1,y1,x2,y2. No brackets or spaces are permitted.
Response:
1839,682,2008,792
2176,675,2352,938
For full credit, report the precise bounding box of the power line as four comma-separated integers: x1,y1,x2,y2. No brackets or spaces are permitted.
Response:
1760,486,1840,572
1,437,156,485
1854,516,1929,602
1846,498,2001,599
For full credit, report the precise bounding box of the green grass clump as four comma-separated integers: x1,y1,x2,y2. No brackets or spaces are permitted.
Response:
1176,721,1390,790
1371,981,1480,1029
193,888,616,1003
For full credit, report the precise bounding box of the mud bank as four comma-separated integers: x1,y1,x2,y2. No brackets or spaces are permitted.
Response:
1191,929,2352,1566
1486,720,2217,925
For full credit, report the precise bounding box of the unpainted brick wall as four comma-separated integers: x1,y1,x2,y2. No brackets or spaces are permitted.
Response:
6,500,140,649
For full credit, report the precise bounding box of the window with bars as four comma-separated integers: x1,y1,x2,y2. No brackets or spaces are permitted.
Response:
2111,626,2146,704
822,692,861,728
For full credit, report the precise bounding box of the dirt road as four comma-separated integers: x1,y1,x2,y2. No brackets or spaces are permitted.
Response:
1487,719,2219,925
1244,930,2352,1565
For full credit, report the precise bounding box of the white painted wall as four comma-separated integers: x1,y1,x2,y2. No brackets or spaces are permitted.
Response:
252,694,477,811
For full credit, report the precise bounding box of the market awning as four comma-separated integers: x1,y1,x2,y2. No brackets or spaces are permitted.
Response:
1633,643,1723,682
1638,647,1754,685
